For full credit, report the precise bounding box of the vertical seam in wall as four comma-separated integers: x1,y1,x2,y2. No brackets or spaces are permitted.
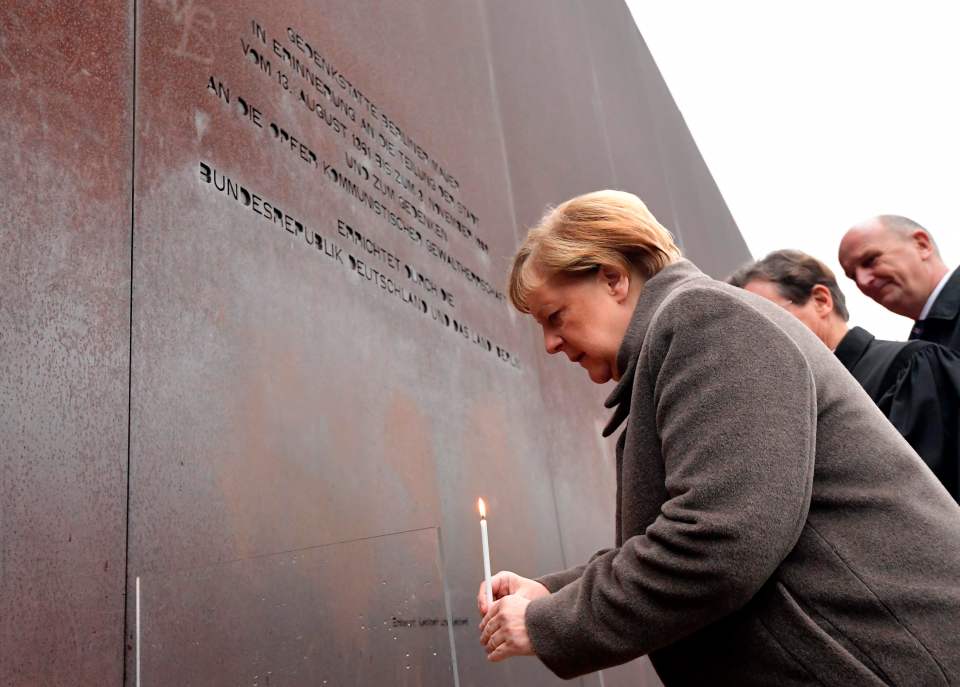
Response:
435,527,461,687
121,0,138,684
476,0,520,244
647,97,685,251
476,0,569,571
626,17,685,249
576,0,619,189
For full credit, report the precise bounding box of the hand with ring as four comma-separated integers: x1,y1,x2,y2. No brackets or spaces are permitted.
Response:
479,594,535,661
477,571,548,662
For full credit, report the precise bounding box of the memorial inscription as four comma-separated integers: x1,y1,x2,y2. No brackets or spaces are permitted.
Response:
203,77,503,305
198,161,519,367
196,16,519,367
242,18,485,254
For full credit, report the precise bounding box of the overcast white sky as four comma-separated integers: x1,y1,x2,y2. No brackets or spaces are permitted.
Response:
626,1,960,340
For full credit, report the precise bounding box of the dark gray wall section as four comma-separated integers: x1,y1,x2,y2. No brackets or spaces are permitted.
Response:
0,3,132,685
1,1,748,685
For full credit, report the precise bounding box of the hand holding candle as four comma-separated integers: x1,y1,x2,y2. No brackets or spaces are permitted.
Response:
475,501,548,662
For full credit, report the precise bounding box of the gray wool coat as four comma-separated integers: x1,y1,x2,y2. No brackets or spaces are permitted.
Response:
525,259,960,686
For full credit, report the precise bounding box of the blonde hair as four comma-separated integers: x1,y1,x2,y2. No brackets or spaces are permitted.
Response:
508,190,681,312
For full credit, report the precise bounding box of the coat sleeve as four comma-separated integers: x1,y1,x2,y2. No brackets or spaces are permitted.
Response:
536,549,614,592
525,288,817,679
879,344,960,501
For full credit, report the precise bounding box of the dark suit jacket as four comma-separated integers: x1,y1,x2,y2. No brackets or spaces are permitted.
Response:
835,326,960,501
525,260,960,686
911,268,960,352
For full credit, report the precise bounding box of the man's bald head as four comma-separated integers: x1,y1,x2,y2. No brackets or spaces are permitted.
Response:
849,215,938,248
839,215,948,319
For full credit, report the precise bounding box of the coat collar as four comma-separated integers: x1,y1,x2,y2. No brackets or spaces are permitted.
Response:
833,326,875,370
923,267,960,321
601,259,709,437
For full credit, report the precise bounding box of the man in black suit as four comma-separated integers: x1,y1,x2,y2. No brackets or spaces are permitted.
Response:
729,249,960,501
839,215,959,351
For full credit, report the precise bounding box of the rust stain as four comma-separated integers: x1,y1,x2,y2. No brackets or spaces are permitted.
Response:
0,5,129,201
381,393,442,522
214,333,319,561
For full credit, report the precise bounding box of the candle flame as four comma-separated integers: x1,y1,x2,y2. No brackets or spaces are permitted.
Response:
478,497,486,518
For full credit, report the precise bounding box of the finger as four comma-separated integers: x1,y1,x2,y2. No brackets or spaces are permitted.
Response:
479,573,510,612
487,644,514,662
479,591,491,614
476,582,489,615
479,615,500,645
489,571,505,598
489,571,514,599
486,631,516,662
478,600,498,633
484,627,508,651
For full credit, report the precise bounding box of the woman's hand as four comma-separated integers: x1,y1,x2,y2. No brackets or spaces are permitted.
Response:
479,595,535,661
476,570,549,616
476,571,549,662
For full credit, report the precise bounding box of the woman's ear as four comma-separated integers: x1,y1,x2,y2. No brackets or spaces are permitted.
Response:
598,265,630,301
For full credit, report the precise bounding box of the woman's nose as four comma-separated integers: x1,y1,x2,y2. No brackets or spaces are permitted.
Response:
544,330,563,354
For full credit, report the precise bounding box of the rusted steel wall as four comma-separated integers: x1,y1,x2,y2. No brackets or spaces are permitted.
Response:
0,3,133,685
1,1,748,684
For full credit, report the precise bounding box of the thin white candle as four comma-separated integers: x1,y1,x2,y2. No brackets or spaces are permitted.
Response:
136,575,142,687
478,497,493,607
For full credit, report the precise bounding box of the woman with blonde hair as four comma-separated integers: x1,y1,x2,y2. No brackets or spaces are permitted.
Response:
478,190,960,685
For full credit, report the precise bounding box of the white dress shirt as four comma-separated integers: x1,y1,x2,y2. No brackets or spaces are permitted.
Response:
919,267,957,320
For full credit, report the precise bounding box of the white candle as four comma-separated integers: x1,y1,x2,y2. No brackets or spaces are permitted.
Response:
478,497,493,607
136,576,142,687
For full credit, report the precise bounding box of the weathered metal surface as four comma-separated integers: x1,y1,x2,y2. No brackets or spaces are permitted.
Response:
0,2,132,685
2,0,747,684
139,528,455,684
128,0,568,683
